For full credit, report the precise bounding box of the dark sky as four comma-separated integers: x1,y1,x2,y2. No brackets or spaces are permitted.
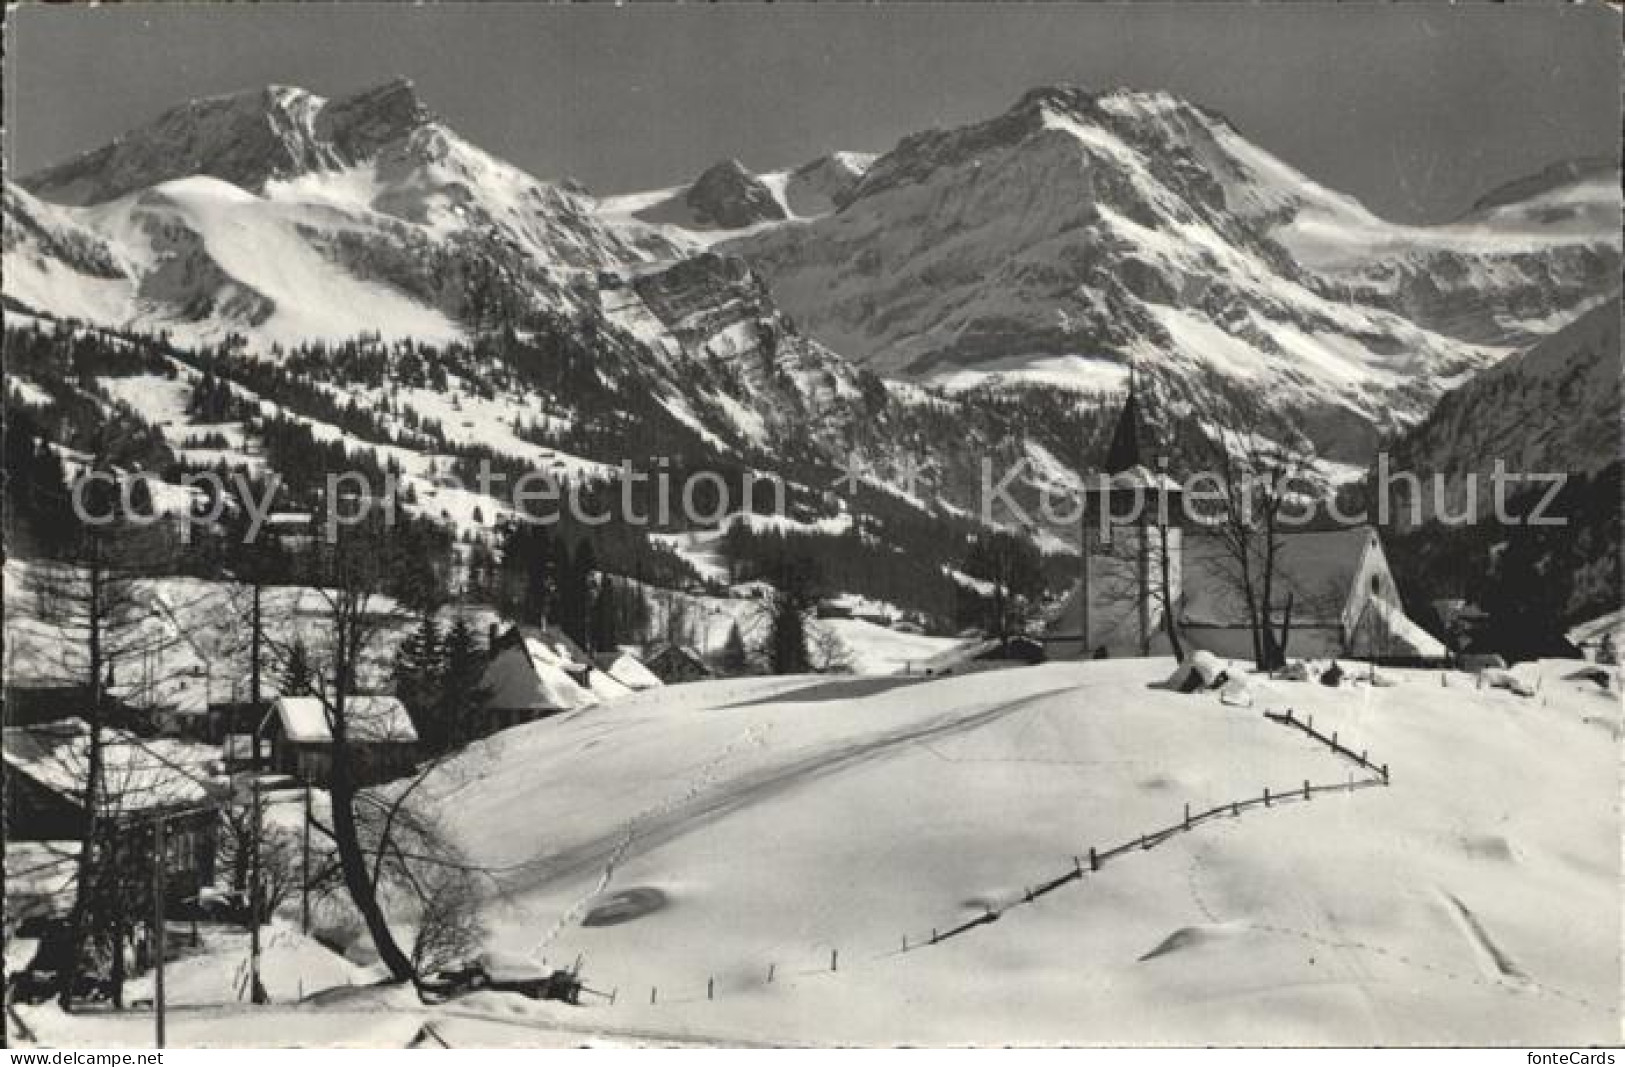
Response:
5,3,1618,223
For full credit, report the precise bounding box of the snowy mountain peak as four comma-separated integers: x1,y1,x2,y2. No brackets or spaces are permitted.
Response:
725,85,1619,460
311,77,435,162
686,159,788,229
19,78,435,207
785,151,876,214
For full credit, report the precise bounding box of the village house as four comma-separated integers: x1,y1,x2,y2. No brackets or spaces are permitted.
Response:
477,624,636,734
642,642,715,685
266,695,419,787
4,721,221,928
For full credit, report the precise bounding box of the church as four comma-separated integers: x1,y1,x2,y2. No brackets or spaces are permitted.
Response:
1044,382,1445,664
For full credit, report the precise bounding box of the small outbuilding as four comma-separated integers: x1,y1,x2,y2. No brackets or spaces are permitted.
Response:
268,695,418,786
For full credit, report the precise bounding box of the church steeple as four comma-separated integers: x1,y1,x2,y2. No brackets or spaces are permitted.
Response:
1103,365,1144,475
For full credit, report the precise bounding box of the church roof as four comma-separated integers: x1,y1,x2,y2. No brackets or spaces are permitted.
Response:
1103,378,1145,475
1179,526,1381,628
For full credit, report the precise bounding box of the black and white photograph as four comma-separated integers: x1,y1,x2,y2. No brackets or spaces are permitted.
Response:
1,2,1620,1050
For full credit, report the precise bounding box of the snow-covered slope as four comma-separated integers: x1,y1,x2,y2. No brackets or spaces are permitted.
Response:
723,86,1619,461
13,657,1618,1046
426,659,1616,1044
1382,298,1622,526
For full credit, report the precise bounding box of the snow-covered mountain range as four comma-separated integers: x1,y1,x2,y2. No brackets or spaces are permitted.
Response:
709,87,1618,461
4,77,1618,499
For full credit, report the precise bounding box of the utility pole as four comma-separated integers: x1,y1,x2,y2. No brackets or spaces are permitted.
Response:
247,582,268,1006
248,708,268,1004
301,780,313,935
1078,484,1093,659
153,816,166,1049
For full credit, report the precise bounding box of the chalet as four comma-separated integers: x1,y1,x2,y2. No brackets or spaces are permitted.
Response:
3,721,220,924
267,695,418,787
478,625,633,733
1045,378,1444,665
643,642,715,684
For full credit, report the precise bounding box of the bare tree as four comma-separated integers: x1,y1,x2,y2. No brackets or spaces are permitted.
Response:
1166,371,1320,670
807,621,856,674
12,486,205,1010
255,506,496,988
1089,508,1186,661
215,804,304,923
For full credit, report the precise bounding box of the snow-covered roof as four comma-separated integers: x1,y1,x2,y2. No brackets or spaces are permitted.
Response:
3,721,217,811
603,652,664,692
481,627,598,713
1180,527,1381,628
273,695,418,745
1361,597,1448,659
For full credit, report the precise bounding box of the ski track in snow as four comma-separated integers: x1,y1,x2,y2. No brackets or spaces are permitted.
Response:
512,688,1077,951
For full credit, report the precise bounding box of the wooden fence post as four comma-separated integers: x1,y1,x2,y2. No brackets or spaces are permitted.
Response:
768,963,776,983
831,948,839,972
1231,801,1239,817
708,977,714,1001
1264,786,1271,808
1089,847,1098,871
651,986,658,1005
1183,802,1191,830
1303,779,1310,800
610,987,617,1005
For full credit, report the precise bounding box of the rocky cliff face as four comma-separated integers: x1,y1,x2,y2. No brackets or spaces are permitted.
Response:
783,152,875,216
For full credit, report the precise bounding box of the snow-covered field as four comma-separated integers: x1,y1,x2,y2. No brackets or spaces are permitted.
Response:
15,656,1618,1047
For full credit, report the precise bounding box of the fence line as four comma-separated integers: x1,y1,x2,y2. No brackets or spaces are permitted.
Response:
900,704,1391,952
1264,707,1389,783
